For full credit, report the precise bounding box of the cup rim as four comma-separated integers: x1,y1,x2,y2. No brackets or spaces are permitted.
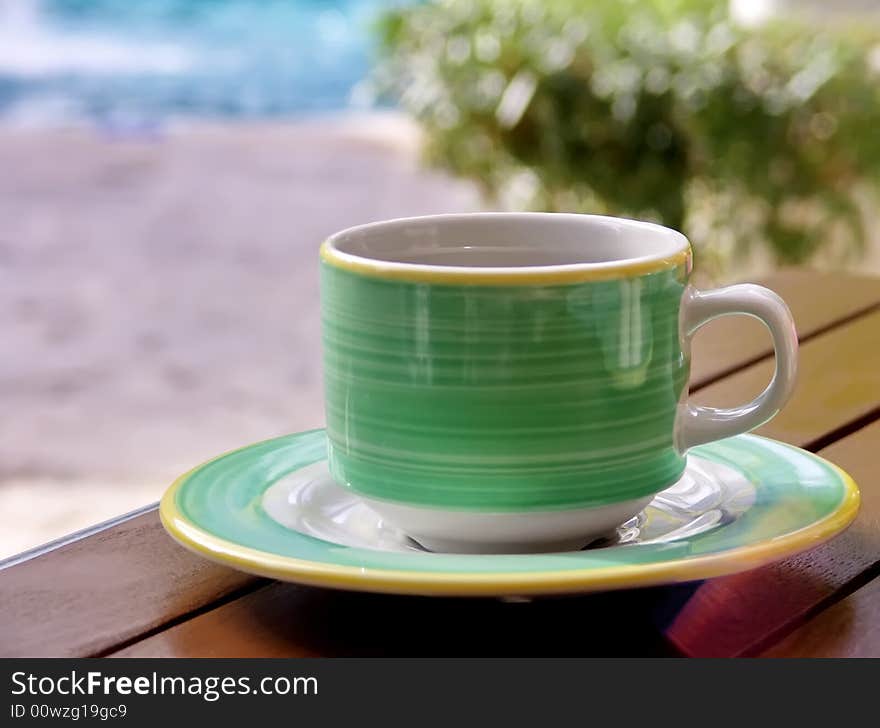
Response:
321,212,692,285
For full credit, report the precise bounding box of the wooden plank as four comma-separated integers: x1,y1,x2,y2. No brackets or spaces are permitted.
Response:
664,420,880,657
689,309,880,448
112,313,880,657
0,510,262,657
689,269,880,387
762,573,880,657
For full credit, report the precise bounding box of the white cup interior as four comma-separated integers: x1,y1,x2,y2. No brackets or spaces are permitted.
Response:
326,213,689,269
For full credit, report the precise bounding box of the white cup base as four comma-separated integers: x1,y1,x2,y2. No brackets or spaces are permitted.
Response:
358,495,654,555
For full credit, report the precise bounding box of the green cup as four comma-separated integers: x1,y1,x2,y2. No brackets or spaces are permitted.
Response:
320,213,797,553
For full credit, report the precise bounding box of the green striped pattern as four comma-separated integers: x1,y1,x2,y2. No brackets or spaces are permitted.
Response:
321,262,689,511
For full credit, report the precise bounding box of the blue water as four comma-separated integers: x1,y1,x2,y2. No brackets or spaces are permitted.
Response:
0,0,402,126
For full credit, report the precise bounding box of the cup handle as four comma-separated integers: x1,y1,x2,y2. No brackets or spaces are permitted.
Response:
676,284,798,451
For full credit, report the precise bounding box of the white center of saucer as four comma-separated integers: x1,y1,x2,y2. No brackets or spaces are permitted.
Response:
261,457,756,554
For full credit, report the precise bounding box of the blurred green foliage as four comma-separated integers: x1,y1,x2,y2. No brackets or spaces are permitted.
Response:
375,0,880,273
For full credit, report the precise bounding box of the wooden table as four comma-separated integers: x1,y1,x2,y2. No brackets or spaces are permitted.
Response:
2,270,878,658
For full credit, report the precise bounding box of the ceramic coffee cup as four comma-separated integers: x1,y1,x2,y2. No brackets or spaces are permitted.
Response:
320,213,797,553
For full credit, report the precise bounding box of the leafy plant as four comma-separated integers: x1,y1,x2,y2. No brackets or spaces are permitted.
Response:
373,0,880,274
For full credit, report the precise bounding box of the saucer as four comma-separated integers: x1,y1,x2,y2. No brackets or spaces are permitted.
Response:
160,430,859,597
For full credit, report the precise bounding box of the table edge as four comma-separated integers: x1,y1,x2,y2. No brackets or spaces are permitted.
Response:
0,501,159,572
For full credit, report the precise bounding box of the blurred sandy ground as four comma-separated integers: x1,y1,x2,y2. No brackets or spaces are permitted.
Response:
0,113,479,558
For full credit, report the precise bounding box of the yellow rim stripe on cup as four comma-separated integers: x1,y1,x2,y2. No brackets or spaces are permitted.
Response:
320,240,692,286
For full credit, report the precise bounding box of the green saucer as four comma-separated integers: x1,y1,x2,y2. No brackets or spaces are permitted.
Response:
160,430,859,597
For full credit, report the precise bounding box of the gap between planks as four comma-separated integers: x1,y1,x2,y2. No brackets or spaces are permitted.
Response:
691,299,880,393
88,580,274,658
